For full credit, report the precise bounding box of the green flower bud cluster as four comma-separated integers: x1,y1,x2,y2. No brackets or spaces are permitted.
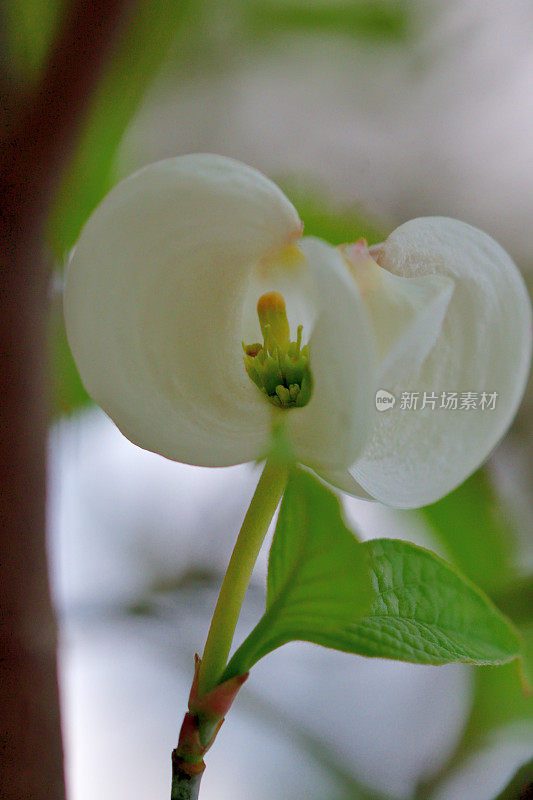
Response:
243,292,312,409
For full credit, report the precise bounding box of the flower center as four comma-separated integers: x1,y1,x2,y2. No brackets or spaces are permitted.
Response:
243,291,312,409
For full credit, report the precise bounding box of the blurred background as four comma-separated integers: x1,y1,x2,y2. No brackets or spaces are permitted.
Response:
4,0,533,798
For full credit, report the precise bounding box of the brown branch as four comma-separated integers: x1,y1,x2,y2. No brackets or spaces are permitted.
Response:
0,2,132,799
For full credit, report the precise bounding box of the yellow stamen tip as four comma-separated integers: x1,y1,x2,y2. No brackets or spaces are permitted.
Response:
257,291,286,315
257,292,290,351
243,291,312,410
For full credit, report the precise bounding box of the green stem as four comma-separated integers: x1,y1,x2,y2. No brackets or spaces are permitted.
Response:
197,457,288,696
171,764,202,800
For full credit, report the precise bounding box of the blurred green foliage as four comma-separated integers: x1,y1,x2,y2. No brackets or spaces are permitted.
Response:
48,297,90,416
47,0,193,257
2,0,69,80
464,624,533,752
419,470,517,594
416,627,533,799
280,181,386,246
494,757,533,800
495,577,533,627
415,477,532,797
247,0,411,42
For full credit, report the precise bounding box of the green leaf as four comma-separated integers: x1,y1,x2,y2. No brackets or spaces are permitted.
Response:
222,468,373,678
493,757,533,800
346,538,521,665
418,469,517,594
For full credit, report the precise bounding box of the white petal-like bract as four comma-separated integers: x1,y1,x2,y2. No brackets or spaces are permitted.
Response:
349,217,532,507
287,237,375,475
65,155,374,473
65,155,300,466
65,156,531,509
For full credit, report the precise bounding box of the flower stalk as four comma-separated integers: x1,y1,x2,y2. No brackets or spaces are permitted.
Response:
197,456,288,696
171,456,288,798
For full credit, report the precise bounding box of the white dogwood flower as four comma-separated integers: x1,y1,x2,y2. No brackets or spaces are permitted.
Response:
64,154,531,508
